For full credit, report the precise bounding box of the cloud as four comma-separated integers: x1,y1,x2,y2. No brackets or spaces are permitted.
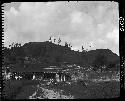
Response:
71,11,83,24
3,1,119,55
106,27,119,45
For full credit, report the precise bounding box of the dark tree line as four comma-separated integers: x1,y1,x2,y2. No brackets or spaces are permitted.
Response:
49,36,72,49
4,43,25,64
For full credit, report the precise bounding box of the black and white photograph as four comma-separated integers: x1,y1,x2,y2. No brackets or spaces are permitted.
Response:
2,1,120,99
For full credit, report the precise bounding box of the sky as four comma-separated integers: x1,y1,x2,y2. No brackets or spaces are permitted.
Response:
3,1,119,55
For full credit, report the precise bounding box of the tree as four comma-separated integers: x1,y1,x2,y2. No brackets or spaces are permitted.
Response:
49,36,52,42
68,44,70,47
82,46,84,51
54,38,56,43
18,43,21,47
7,43,25,64
82,46,86,52
58,37,61,45
65,42,68,48
4,47,10,57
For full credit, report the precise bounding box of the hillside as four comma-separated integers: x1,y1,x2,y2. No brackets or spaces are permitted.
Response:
4,41,120,71
22,42,119,66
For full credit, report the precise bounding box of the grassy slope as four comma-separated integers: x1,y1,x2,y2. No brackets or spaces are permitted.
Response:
3,79,120,99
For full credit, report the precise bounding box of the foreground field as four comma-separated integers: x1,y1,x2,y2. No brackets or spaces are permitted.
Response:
3,80,39,99
33,80,120,99
3,78,120,99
